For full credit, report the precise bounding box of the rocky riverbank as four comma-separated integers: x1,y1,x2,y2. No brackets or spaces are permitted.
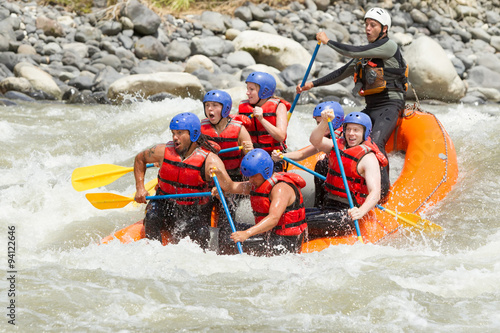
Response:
1,0,500,107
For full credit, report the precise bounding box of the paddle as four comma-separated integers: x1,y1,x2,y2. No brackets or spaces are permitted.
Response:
287,41,321,122
279,155,442,232
211,169,243,254
219,146,242,154
86,192,211,210
327,119,364,243
375,205,443,232
72,163,155,192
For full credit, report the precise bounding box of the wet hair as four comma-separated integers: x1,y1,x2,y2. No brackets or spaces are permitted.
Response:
196,134,219,154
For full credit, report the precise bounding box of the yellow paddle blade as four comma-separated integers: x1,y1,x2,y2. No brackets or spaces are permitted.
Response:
85,193,134,210
145,178,158,195
397,212,443,233
72,164,134,192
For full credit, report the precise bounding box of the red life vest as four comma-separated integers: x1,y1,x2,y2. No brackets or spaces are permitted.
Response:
200,115,243,175
238,98,291,153
325,138,388,207
157,142,210,205
250,172,307,236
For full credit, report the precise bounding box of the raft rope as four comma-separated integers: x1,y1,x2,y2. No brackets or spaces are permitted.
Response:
400,103,450,213
413,110,450,213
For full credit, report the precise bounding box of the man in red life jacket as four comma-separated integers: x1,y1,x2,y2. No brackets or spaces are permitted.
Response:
213,148,308,256
308,111,388,235
134,112,232,248
272,101,345,208
238,72,290,172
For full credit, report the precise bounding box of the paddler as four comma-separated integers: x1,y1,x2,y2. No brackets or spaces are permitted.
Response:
201,90,253,181
133,112,235,248
212,148,308,256
201,89,254,229
308,111,387,230
238,71,290,172
297,7,408,203
271,101,344,208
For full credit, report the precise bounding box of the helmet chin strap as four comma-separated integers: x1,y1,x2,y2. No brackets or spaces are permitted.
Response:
374,25,386,42
251,98,262,107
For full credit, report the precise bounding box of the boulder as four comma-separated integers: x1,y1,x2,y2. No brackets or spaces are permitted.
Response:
107,72,205,103
233,30,317,71
404,36,466,102
120,0,161,36
13,62,62,99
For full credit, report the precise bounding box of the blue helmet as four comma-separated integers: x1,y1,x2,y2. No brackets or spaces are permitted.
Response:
312,101,345,129
343,112,372,141
203,90,233,118
245,72,276,99
240,148,274,180
169,112,201,142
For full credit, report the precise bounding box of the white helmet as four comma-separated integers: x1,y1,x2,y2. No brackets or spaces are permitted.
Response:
364,7,392,31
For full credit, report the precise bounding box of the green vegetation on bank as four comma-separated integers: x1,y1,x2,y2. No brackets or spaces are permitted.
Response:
40,0,293,14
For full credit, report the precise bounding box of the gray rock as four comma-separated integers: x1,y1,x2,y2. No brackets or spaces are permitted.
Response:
0,63,14,79
491,36,500,52
134,36,167,61
131,59,183,75
92,66,124,92
166,39,191,61
0,35,9,52
98,20,122,36
42,42,61,55
486,11,500,25
226,51,256,69
62,50,85,70
248,3,267,21
35,16,65,38
68,75,94,90
200,11,226,34
234,6,252,22
279,64,307,86
230,18,248,31
313,0,330,11
476,53,500,74
92,54,122,71
100,40,118,54
191,36,225,57
118,33,134,50
404,36,466,102
451,57,466,78
0,76,32,94
4,90,36,102
468,27,491,43
75,25,102,43
410,9,429,25
292,29,308,43
14,61,62,99
120,0,161,36
427,18,441,35
107,72,205,103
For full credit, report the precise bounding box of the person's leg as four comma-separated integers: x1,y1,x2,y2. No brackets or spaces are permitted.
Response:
144,200,170,241
313,157,328,208
178,202,213,250
218,222,255,255
265,232,305,256
362,100,404,202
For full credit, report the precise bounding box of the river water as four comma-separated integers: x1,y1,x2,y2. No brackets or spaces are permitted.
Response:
0,98,499,332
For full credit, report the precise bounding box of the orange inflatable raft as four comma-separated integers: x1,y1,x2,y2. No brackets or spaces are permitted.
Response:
101,106,459,253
